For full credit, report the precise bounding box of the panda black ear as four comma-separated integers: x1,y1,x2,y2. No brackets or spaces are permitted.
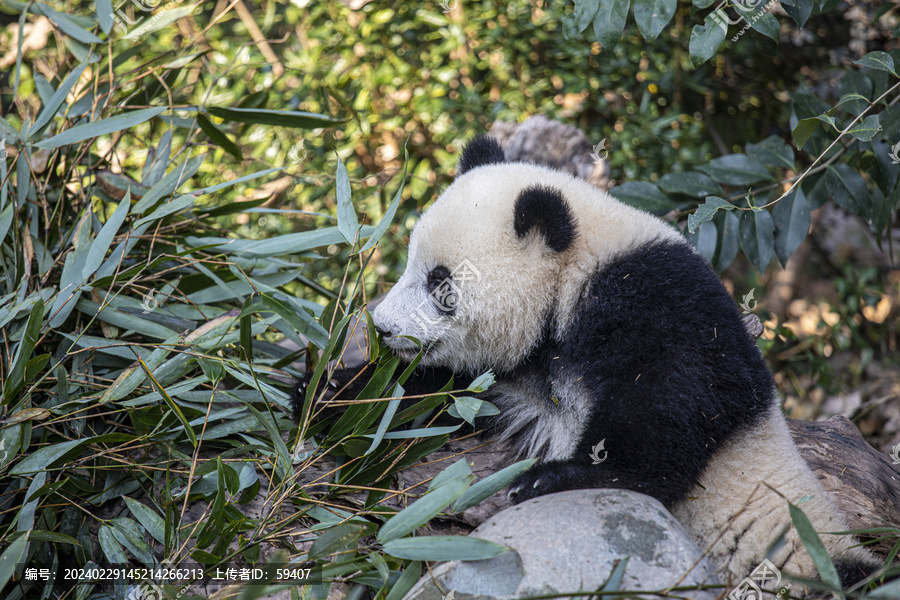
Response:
514,185,577,252
456,135,505,176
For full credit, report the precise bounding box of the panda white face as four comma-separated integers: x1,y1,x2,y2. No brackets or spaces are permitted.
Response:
371,136,680,374
372,166,569,374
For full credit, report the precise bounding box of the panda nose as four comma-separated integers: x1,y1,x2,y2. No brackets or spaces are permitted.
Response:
375,324,392,338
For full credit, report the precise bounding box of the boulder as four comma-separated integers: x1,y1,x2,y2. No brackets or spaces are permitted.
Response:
403,489,721,600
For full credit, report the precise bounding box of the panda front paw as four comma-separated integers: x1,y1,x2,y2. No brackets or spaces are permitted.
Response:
507,469,548,504
290,375,342,422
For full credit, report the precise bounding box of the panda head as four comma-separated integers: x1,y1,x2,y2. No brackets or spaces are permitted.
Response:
369,135,579,374
371,135,679,374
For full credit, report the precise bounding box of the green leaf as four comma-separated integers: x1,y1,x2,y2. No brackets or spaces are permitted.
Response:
83,191,131,280
376,473,473,543
206,106,347,129
96,0,113,34
853,51,898,76
384,561,422,600
689,12,727,66
381,536,509,561
250,294,330,349
428,458,474,493
687,196,734,234
826,163,868,217
373,425,462,439
702,154,772,186
880,104,900,138
138,356,198,448
748,13,780,43
608,181,674,214
832,92,869,113
773,188,810,264
574,0,601,33
309,522,367,561
739,208,775,272
48,211,93,328
746,136,795,169
846,114,882,142
592,0,630,49
123,497,165,544
792,118,819,150
185,225,374,258
450,396,498,425
133,194,194,227
122,4,197,40
788,503,842,589
0,534,29,591
781,0,813,28
467,370,496,393
3,299,44,405
98,525,127,564
336,157,358,245
633,0,676,42
29,63,88,138
37,2,103,44
132,153,206,214
453,459,538,512
34,107,166,149
686,219,718,262
9,437,86,475
657,172,723,197
714,209,741,271
364,390,402,456
197,113,242,160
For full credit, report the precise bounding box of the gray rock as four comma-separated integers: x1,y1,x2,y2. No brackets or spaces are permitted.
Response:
403,489,721,600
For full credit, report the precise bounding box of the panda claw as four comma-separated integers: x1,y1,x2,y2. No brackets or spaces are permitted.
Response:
508,486,522,501
532,479,541,489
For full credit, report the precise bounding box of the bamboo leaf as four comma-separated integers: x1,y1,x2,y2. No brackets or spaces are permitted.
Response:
452,459,538,512
381,536,508,561
376,472,472,543
29,62,88,138
83,190,131,279
10,438,90,475
336,157,358,245
788,503,841,590
34,107,166,149
206,106,347,128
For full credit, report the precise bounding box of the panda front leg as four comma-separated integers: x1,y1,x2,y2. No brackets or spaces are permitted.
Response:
507,459,688,507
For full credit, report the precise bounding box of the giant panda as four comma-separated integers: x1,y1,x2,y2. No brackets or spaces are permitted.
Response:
292,136,884,592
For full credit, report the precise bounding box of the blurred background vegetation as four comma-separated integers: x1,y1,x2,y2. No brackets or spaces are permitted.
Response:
0,0,898,598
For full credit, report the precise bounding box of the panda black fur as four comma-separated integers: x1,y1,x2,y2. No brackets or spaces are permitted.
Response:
292,135,884,592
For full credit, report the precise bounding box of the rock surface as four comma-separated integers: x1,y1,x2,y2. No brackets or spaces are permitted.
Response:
403,489,721,600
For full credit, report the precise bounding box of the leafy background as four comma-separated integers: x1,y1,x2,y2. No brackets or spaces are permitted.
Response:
0,0,898,599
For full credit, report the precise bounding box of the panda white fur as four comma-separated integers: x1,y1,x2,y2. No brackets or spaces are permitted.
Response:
293,136,882,592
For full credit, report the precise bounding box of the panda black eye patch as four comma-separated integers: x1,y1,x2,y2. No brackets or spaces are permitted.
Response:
426,266,457,316
514,185,577,252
